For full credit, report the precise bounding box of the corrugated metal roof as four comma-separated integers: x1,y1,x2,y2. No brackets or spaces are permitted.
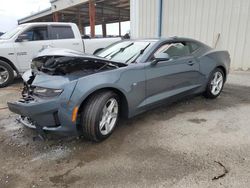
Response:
18,0,130,26
18,8,52,24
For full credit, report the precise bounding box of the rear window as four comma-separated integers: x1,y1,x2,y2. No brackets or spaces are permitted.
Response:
50,26,74,39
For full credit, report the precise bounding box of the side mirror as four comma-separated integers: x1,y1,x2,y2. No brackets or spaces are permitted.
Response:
16,33,29,42
151,52,170,65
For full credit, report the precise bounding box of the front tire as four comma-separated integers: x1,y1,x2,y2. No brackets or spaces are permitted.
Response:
0,60,14,88
80,91,119,142
204,68,225,99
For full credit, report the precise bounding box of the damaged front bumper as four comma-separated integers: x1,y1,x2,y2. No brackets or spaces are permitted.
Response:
7,95,79,136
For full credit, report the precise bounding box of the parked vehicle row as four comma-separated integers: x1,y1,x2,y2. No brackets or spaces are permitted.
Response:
0,22,120,87
8,37,230,142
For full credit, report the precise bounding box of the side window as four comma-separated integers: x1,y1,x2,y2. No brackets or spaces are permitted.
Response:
154,42,191,59
50,26,75,40
22,27,48,41
186,42,200,53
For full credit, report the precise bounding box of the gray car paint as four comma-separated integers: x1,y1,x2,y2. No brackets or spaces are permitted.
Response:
7,38,230,135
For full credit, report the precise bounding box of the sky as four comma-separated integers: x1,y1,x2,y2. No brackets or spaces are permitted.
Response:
0,0,130,35
0,0,51,32
85,22,130,36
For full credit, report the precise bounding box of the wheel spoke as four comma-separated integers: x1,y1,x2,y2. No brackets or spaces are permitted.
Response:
0,71,8,77
105,122,110,133
211,80,216,86
107,100,115,112
110,112,117,119
216,76,223,84
214,72,218,80
211,74,217,85
99,118,106,130
212,85,217,94
218,81,223,90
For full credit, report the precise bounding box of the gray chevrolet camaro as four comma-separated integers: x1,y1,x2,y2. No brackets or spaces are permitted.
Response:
8,37,230,142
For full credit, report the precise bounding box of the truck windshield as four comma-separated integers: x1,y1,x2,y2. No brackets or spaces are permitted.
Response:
0,25,26,40
97,41,152,64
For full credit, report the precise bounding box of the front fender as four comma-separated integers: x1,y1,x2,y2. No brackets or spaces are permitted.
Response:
68,66,146,118
69,73,129,110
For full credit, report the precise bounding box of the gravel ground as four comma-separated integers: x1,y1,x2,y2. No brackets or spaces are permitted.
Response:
0,71,250,188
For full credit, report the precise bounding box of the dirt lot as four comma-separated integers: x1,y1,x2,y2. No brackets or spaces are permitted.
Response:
0,72,250,188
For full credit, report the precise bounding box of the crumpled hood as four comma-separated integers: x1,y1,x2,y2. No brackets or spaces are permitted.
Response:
35,48,127,67
24,48,127,89
22,69,78,89
30,48,127,76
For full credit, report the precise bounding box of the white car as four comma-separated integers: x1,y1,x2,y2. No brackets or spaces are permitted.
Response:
0,22,120,87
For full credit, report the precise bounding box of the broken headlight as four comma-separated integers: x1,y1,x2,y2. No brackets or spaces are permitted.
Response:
31,60,42,70
33,87,63,98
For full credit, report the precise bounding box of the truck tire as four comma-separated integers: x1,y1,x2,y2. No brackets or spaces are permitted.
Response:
204,68,225,99
81,91,119,142
0,60,14,88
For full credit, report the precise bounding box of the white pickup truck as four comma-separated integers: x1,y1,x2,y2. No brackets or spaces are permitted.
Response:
0,22,121,87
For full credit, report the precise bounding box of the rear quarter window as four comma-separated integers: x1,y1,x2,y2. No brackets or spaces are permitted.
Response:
187,42,200,53
154,42,191,59
50,26,75,40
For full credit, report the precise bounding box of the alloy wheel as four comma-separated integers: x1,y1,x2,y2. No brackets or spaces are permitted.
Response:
0,65,9,85
99,98,118,135
210,71,224,96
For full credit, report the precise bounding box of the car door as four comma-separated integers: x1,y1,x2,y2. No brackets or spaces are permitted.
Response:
145,42,202,106
49,25,83,52
14,26,51,72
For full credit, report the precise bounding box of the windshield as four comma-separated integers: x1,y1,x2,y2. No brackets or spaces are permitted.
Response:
97,41,152,64
0,25,26,40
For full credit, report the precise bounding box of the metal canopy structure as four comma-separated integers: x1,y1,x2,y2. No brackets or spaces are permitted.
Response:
18,0,130,37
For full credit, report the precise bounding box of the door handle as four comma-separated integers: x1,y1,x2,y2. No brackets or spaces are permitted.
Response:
187,60,194,66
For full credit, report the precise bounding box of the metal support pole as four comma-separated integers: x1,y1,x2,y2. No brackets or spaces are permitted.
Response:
119,22,121,37
82,27,86,35
78,8,83,34
157,0,163,37
102,23,107,37
53,12,59,22
119,9,121,37
89,0,96,38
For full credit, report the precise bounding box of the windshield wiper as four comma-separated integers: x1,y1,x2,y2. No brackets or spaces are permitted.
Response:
102,43,134,59
109,43,134,59
125,43,151,64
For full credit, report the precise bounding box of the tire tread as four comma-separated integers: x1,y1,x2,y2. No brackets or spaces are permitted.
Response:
204,68,225,99
81,91,117,142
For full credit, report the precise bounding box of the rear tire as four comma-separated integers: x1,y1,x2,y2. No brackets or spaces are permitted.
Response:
0,60,14,88
204,68,225,99
80,91,119,142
